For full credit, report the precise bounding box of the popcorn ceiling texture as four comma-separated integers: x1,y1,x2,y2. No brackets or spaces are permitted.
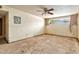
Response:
0,35,79,54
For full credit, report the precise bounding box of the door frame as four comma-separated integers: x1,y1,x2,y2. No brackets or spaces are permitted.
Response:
0,11,9,43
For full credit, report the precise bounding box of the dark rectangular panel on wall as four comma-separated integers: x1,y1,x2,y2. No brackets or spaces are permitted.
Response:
0,18,2,35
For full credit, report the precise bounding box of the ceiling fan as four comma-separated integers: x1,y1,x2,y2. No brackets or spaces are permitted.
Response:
37,7,54,15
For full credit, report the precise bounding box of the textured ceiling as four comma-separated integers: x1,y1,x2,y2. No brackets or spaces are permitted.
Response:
7,5,79,18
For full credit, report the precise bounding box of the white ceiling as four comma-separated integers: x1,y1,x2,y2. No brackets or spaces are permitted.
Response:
7,5,79,18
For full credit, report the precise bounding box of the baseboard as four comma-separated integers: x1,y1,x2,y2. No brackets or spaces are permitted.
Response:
8,33,79,43
44,33,77,39
8,33,44,43
44,33,79,42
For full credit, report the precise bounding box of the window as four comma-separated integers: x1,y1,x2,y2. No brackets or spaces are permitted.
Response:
48,16,70,25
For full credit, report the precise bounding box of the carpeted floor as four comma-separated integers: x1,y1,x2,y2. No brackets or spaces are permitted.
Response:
0,35,79,54
0,38,7,45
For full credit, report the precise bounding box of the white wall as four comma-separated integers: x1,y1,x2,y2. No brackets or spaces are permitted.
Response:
1,6,45,42
46,24,77,37
46,16,77,38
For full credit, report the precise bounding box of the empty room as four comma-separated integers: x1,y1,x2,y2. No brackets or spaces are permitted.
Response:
0,5,79,54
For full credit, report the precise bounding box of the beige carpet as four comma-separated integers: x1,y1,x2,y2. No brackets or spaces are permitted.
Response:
0,38,7,45
0,35,79,54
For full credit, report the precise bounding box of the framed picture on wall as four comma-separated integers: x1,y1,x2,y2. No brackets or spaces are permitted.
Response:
14,16,21,24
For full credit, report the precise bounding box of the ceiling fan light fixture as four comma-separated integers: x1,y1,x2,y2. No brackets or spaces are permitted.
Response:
37,7,54,16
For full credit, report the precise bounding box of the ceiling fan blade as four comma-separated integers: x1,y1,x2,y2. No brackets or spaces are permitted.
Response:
48,11,53,15
48,8,54,11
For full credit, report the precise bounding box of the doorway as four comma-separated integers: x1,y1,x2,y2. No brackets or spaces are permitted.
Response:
0,16,5,38
0,11,8,44
0,18,2,36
